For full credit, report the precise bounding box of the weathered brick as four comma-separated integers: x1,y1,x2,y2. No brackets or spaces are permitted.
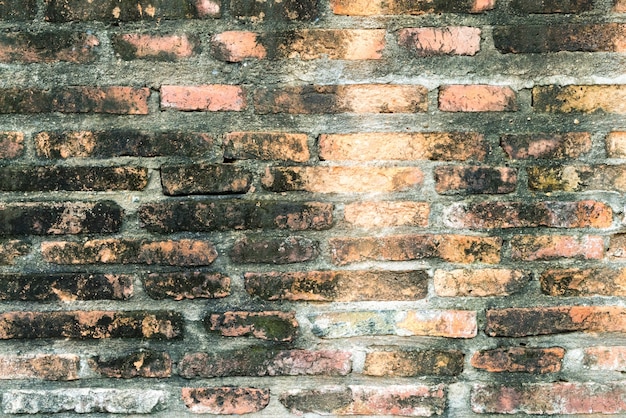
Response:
399,27,481,56
0,354,79,381
0,310,183,339
206,311,298,342
0,201,123,235
319,132,487,161
3,389,167,414
541,268,626,296
364,349,464,376
330,0,494,15
584,346,626,371
113,33,200,61
344,201,429,227
472,382,626,415
607,132,626,158
0,0,36,20
161,163,252,195
434,166,517,194
609,233,626,259
434,268,529,297
245,270,429,301
139,200,333,233
0,240,30,265
231,236,318,264
0,31,98,63
444,200,612,229
262,166,423,193
0,166,148,191
35,130,215,159
510,235,604,261
254,85,428,114
439,85,517,112
0,273,132,301
143,271,230,300
0,87,149,114
471,347,565,373
501,132,591,159
161,85,245,111
0,132,23,159
224,132,309,162
485,306,626,337
231,0,318,21
42,239,217,266
510,0,592,13
310,310,477,338
179,349,351,377
281,385,446,416
617,0,626,12
45,0,220,22
182,387,270,414
533,85,626,113
89,350,172,378
528,165,626,192
272,29,385,60
330,234,501,265
211,31,267,61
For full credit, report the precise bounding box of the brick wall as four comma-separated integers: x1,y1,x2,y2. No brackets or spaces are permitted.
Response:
0,0,624,416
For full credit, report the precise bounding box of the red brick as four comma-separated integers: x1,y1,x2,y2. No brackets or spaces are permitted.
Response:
0,240,30,265
510,0,592,13
112,33,200,60
434,268,529,297
472,382,626,414
0,354,79,381
330,0,494,15
206,311,298,341
182,387,270,414
439,85,516,112
160,163,252,195
510,235,604,261
528,165,626,192
471,347,565,373
143,272,230,300
224,132,309,162
584,346,626,371
399,27,481,56
230,236,318,264
0,31,99,63
533,85,626,113
160,85,245,111
344,201,429,227
434,166,517,194
606,132,626,158
319,132,487,161
262,166,423,193
501,132,591,159
89,350,171,378
211,31,267,62
541,268,626,296
609,234,626,259
364,349,464,376
0,132,23,159
42,239,217,266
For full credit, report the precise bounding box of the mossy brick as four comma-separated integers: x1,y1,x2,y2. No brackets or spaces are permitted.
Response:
143,271,230,300
0,274,132,301
471,347,565,373
89,350,172,378
0,31,99,63
0,0,37,20
205,311,298,342
510,0,593,13
161,163,252,195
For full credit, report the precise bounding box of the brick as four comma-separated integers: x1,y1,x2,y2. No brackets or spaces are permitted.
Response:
541,268,626,296
330,234,501,265
211,31,267,62
0,87,149,114
230,236,318,264
205,311,298,341
271,29,385,60
0,354,79,381
444,200,612,229
0,240,30,265
0,31,98,63
231,0,318,21
607,132,626,158
143,271,230,300
434,166,517,194
281,385,446,416
0,273,133,301
245,270,429,301
113,33,199,61
485,306,626,337
434,268,529,297
528,165,626,192
262,166,423,193
35,130,216,159
254,85,428,114
42,239,217,266
399,27,481,56
364,349,464,376
0,0,36,20
319,132,487,161
0,201,123,235
182,387,270,414
224,132,309,162
510,235,604,261
609,234,626,259
0,310,183,339
0,132,23,159
439,85,517,112
160,85,245,111
510,0,593,13
89,350,171,378
161,163,252,195
179,348,351,377
45,0,220,22
310,310,477,338
139,200,333,233
472,382,626,415
533,85,626,114
330,0,494,15
501,132,591,159
584,346,626,371
3,389,167,414
617,0,626,12
344,201,429,227
471,347,565,373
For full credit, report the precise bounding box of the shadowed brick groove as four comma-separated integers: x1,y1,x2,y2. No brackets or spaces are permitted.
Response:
0,0,624,416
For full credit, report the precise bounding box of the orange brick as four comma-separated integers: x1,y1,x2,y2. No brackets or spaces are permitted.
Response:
276,29,385,60
617,0,626,12
399,27,481,56
0,354,79,380
211,31,267,62
607,132,626,158
533,85,626,113
434,268,529,297
224,132,309,162
344,201,430,227
330,0,494,15
160,85,246,111
113,33,199,60
439,85,517,112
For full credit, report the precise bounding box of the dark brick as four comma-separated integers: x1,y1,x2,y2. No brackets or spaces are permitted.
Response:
510,0,593,13
0,0,37,20
182,387,270,415
364,349,464,376
540,268,626,296
224,132,310,162
500,132,591,159
0,274,132,301
231,0,318,21
230,236,319,264
0,31,99,63
143,272,230,300
528,165,626,192
533,85,626,114
89,350,172,378
0,240,30,265
471,347,565,373
0,132,23,159
435,166,517,194
206,311,298,342
161,163,252,195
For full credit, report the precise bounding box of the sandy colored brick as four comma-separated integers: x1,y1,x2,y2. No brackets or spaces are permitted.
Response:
0,354,79,380
364,349,464,377
343,201,429,227
607,132,626,158
527,165,626,192
276,29,385,60
330,0,494,15
434,268,529,297
439,85,517,112
533,85,626,113
617,0,626,12
510,235,604,261
398,27,481,56
160,85,246,111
